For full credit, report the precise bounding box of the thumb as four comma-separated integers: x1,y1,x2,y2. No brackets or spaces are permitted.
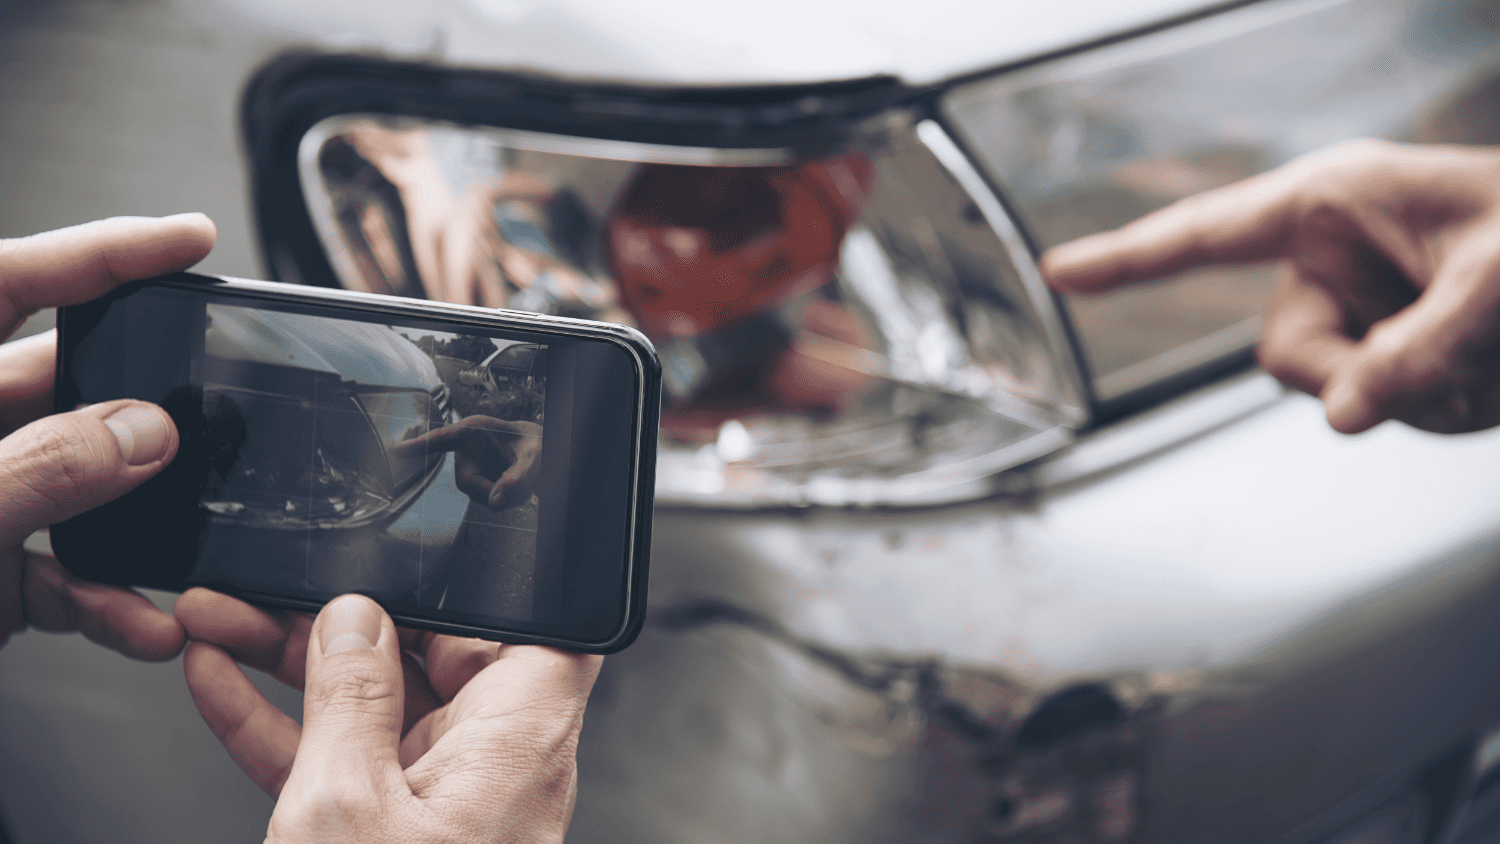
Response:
0,400,177,548
284,595,406,798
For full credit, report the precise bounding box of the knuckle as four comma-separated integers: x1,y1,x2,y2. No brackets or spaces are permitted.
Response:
1363,319,1425,367
1290,139,1391,211
1256,338,1295,382
303,782,374,816
1162,195,1215,264
1335,136,1393,161
1292,180,1354,231
1256,313,1307,379
1313,137,1392,173
20,556,80,632
268,783,383,840
305,661,399,718
1355,322,1450,403
471,698,587,761
0,238,34,318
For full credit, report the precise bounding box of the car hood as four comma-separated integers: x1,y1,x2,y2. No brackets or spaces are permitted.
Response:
205,306,442,391
215,0,1221,88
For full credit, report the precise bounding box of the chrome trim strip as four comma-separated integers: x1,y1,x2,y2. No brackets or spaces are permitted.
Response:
1030,368,1285,490
297,117,361,289
915,119,1090,428
301,113,795,174
1095,316,1261,400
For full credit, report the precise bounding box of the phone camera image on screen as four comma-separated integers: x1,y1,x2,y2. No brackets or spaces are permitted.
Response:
191,304,553,624
53,274,657,652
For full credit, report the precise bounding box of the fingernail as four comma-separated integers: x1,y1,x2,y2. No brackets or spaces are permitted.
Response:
162,212,208,222
320,595,382,655
103,405,173,465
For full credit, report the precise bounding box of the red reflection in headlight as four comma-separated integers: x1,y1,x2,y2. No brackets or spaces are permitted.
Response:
607,154,874,338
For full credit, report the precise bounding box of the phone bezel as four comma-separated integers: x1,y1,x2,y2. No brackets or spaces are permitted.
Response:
53,272,659,654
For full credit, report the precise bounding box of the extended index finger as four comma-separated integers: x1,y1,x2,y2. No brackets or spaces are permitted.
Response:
390,417,493,457
0,215,216,337
1041,167,1301,293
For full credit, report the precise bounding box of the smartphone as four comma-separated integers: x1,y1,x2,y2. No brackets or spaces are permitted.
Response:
52,272,659,653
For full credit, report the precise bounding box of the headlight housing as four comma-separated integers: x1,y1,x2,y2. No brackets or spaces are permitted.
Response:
250,62,1087,506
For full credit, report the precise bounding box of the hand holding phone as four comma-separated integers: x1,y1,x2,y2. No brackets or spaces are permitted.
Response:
178,588,601,843
54,272,659,652
0,215,216,661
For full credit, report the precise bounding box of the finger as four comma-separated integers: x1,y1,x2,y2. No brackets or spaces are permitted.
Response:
1040,167,1300,293
1286,208,1422,331
473,254,507,310
478,219,512,309
441,210,493,309
0,214,216,337
403,646,601,797
409,217,447,303
400,649,445,734
1323,225,1500,433
0,332,56,436
184,641,301,798
407,194,460,305
287,594,406,793
422,634,502,703
0,399,177,549
487,447,537,509
20,551,185,660
454,454,498,503
175,587,310,688
391,421,471,455
464,417,539,436
1257,268,1359,397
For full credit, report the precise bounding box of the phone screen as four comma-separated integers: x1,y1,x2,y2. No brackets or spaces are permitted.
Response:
55,275,655,651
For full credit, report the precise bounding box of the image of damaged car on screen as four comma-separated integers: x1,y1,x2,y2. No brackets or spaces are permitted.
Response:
189,304,547,621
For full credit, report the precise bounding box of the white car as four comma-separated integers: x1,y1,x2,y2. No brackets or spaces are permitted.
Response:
4,0,1500,842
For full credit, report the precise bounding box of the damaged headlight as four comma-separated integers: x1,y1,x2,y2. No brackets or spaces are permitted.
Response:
281,99,1086,506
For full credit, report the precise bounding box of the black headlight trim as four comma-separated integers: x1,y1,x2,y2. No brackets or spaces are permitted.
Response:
243,52,911,292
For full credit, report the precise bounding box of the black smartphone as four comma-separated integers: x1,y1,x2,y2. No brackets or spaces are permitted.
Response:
52,272,659,653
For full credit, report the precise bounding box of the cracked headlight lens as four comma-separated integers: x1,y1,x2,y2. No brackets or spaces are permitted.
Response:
298,112,1085,506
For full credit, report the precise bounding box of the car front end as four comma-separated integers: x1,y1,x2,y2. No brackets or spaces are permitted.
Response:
4,0,1500,842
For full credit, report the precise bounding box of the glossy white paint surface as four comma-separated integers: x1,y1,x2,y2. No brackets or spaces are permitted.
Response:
217,0,1223,87
647,381,1500,681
